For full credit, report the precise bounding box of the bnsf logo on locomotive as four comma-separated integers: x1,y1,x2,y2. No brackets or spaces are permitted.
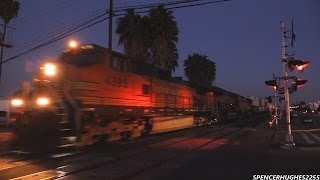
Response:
105,76,128,88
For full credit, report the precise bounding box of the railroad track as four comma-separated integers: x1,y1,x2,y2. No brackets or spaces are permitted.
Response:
0,114,268,179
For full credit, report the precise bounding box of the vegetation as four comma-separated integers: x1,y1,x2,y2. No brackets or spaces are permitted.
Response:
116,5,179,74
148,6,179,73
116,9,150,63
116,6,216,84
184,53,216,87
0,0,19,25
0,0,20,82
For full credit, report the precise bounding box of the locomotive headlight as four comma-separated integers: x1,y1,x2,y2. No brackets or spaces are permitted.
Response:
43,63,57,76
11,99,24,107
36,97,50,106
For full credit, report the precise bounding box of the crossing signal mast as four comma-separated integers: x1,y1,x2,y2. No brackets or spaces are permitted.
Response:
265,21,311,149
265,75,280,128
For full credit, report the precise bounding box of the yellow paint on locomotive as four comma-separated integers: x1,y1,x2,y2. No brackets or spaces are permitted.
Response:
55,48,202,145
12,44,217,149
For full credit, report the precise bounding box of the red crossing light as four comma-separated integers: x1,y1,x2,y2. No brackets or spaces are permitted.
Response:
287,58,311,72
291,79,307,92
265,80,278,89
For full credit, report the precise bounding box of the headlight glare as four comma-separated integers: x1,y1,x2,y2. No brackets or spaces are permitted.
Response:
36,97,50,106
43,63,56,76
11,99,24,106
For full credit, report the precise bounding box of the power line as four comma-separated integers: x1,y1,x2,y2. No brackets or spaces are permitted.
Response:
6,0,222,56
3,0,232,64
3,13,108,63
114,0,205,11
5,8,107,58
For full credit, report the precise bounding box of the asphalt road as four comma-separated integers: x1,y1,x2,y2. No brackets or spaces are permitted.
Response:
0,114,320,179
151,125,320,180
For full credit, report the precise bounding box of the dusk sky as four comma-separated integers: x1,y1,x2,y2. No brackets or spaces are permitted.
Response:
1,0,319,103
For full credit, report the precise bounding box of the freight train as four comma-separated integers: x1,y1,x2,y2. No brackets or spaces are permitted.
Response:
9,43,253,152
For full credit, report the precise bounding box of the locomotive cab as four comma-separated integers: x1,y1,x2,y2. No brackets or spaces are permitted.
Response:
10,83,60,152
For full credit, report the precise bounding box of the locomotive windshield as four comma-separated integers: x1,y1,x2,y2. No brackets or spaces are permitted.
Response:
59,44,105,66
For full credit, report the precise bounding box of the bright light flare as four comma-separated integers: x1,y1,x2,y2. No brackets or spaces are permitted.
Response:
296,61,311,72
68,40,79,49
43,63,56,76
11,99,24,106
296,65,304,72
36,97,50,106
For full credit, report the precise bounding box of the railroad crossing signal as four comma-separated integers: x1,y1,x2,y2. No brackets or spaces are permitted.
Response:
291,78,307,92
287,58,311,72
279,97,285,102
265,96,272,103
265,80,278,89
266,77,307,94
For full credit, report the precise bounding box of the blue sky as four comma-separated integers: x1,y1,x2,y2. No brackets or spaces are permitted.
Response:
1,0,319,103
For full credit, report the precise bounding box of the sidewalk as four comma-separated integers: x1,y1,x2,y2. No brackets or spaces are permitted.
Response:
242,117,320,150
270,129,320,148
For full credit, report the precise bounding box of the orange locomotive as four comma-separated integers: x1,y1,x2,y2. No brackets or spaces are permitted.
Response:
10,44,214,151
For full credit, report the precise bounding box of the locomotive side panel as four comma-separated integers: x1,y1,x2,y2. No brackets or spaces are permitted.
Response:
149,78,196,133
150,79,194,110
62,56,152,120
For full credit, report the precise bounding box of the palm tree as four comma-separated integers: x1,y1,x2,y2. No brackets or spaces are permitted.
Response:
148,5,179,74
0,0,20,85
184,53,216,87
116,9,150,62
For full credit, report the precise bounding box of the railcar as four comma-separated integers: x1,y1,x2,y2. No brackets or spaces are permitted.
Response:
10,44,214,151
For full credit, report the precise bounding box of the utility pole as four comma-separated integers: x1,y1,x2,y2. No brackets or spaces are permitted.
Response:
108,0,113,51
0,28,5,87
281,21,294,147
0,24,14,97
108,0,113,68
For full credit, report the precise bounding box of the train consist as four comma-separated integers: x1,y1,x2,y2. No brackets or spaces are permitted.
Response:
9,44,259,151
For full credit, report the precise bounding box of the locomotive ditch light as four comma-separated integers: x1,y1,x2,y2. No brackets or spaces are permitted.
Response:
287,58,311,72
11,99,24,107
41,63,57,77
36,97,50,106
